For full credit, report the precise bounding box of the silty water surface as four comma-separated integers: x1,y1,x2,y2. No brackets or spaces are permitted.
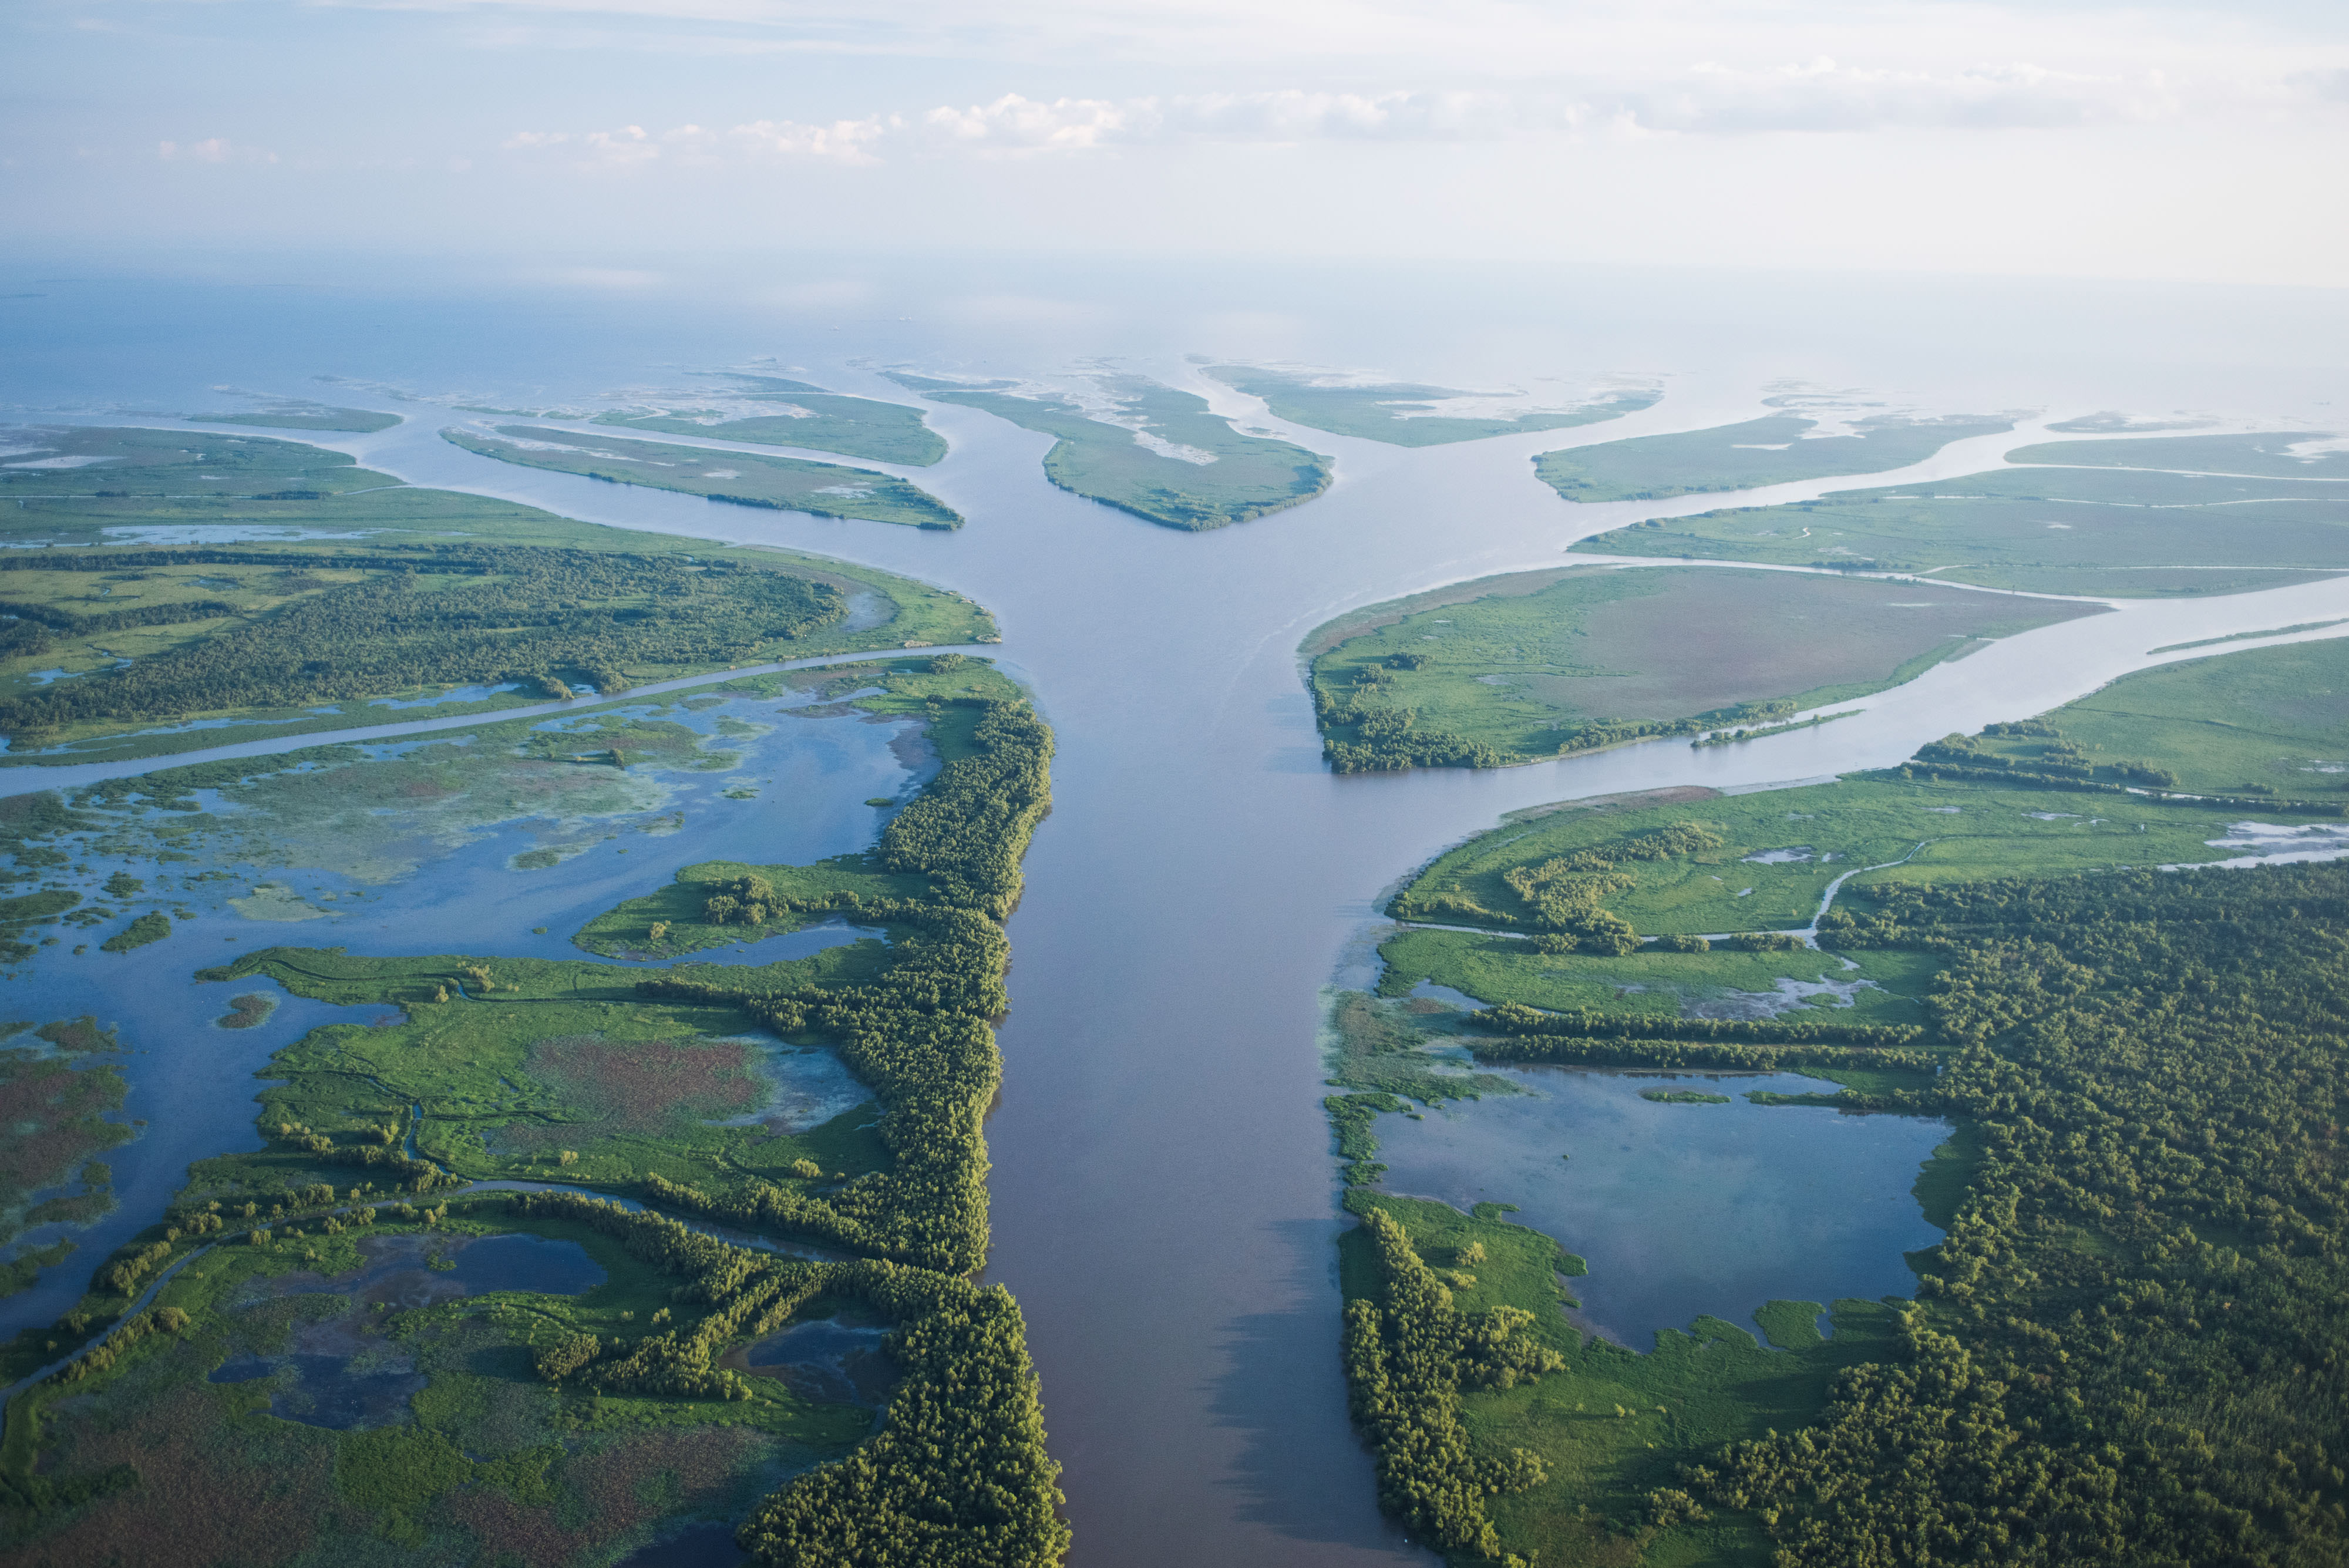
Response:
5,266,2349,1566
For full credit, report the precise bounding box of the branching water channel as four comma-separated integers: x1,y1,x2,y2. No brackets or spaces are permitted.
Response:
8,282,2349,1565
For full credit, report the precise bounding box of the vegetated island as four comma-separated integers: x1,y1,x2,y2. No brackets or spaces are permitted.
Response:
2008,430,2349,480
1305,563,2100,771
884,371,1331,531
187,401,402,434
595,374,949,466
1327,634,2349,1564
0,426,993,766
1571,457,2349,597
443,423,963,529
0,654,1073,1567
1531,403,2017,504
1203,365,1658,446
2042,412,2217,435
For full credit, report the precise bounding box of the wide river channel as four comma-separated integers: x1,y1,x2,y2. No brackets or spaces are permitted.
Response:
8,267,2349,1566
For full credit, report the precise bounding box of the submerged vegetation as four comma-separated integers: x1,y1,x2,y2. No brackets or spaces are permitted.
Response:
885,371,1331,530
1306,564,2095,772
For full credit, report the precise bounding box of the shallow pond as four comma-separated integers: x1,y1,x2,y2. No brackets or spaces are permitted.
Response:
203,1232,605,1429
738,1317,897,1407
1370,1064,1951,1347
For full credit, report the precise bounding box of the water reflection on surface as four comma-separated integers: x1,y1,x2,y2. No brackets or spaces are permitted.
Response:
1372,1065,1951,1347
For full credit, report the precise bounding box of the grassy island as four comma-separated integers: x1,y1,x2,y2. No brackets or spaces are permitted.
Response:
1532,408,2015,504
595,375,948,466
1331,633,2349,1566
189,401,402,434
445,424,963,529
1305,564,2099,772
1204,366,1657,446
2008,430,2349,480
0,426,993,766
0,655,1070,1566
1571,460,2349,595
885,371,1331,530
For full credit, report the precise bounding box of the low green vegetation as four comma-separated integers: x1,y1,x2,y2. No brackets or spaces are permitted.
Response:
0,1194,1061,1567
1377,929,1936,1029
1571,463,2349,595
96,911,170,952
2008,430,2349,480
1394,768,2338,943
189,401,402,433
1204,366,1657,446
884,372,1331,530
2003,634,2349,796
1532,408,2015,503
596,374,948,466
1306,564,2099,771
0,427,995,765
445,424,963,529
187,941,898,1207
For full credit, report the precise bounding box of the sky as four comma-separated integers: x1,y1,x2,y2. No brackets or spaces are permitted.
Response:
4,0,2348,286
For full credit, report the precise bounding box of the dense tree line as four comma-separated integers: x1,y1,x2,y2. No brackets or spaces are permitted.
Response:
870,701,1055,920
502,1191,1068,1567
1315,692,1510,772
1675,863,2349,1564
0,545,844,736
1344,1206,1559,1562
1316,678,1803,774
1395,821,1734,951
1497,823,1725,952
640,696,1054,1273
0,597,243,662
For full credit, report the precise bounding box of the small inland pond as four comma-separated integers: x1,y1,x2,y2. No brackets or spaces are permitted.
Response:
1368,1064,1953,1345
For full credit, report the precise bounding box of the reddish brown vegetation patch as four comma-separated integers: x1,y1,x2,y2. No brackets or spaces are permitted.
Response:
0,1054,129,1214
447,1426,765,1568
513,1034,760,1148
17,1384,342,1568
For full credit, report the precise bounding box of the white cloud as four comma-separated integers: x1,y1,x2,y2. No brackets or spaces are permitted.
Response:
500,62,2232,173
728,116,898,162
505,115,895,167
157,137,277,164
